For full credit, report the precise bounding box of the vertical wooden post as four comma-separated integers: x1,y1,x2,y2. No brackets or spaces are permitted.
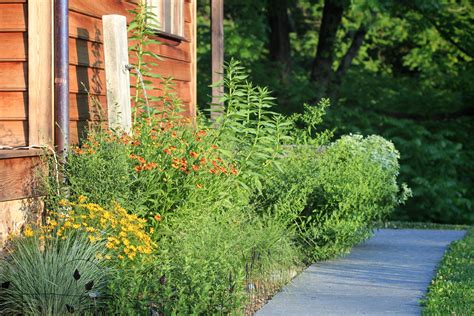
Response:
211,0,224,121
28,0,53,146
103,15,132,133
190,0,197,122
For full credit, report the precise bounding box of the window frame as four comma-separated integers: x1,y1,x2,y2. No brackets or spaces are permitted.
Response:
147,0,186,42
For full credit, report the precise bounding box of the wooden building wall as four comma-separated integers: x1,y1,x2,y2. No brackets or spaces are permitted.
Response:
0,1,28,147
0,0,197,247
69,0,196,143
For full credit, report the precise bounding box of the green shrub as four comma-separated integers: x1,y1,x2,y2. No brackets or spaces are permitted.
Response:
257,134,409,261
303,134,410,259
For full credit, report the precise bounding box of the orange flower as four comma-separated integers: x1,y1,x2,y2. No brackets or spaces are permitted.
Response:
137,156,146,164
192,165,199,171
164,146,177,155
230,167,238,175
131,140,141,146
171,131,177,138
135,165,143,172
199,157,207,165
154,214,161,221
211,145,218,150
73,147,84,155
144,162,158,170
197,130,207,137
171,158,180,169
196,183,203,189
129,154,137,159
189,151,199,158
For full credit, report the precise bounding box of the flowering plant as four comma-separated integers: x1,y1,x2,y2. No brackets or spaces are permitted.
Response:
32,197,155,261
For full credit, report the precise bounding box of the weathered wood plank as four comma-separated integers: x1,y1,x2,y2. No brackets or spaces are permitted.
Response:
0,155,44,201
211,0,224,120
69,94,108,121
189,0,196,119
0,120,27,146
0,92,27,120
69,11,104,43
0,32,27,61
69,65,106,95
0,197,43,250
130,80,191,103
128,55,192,82
0,3,26,31
69,38,104,69
69,120,107,144
103,15,132,133
0,62,27,90
28,0,53,146
70,0,135,20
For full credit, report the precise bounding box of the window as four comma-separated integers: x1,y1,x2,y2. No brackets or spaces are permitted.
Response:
147,0,185,39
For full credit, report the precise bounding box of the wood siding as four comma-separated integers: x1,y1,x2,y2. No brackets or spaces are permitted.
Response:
0,1,28,146
0,0,196,203
68,0,195,143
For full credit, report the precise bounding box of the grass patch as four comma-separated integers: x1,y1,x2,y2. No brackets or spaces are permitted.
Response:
382,221,469,230
423,227,474,315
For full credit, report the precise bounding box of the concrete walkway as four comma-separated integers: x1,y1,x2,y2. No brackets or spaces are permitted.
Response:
257,229,465,316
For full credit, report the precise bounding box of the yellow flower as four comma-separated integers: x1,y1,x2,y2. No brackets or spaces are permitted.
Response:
24,225,34,237
78,195,87,203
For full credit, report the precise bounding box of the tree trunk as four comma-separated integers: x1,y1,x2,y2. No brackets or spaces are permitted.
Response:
336,26,366,80
310,0,345,96
329,25,367,100
267,0,292,79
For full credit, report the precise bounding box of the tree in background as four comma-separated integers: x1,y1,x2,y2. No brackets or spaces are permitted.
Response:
196,0,474,224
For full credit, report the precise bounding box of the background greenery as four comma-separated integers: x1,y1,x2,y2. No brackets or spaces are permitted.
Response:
196,0,474,224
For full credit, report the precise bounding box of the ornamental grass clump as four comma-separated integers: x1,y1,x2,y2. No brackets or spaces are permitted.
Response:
0,232,108,315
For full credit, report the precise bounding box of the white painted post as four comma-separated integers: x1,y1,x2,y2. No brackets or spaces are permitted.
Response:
103,15,132,133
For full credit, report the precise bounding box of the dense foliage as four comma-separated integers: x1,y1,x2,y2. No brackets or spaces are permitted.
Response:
197,0,474,224
0,3,409,314
0,60,407,314
423,227,474,315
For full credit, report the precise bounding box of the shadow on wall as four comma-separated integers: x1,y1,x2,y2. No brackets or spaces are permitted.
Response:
74,26,106,144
